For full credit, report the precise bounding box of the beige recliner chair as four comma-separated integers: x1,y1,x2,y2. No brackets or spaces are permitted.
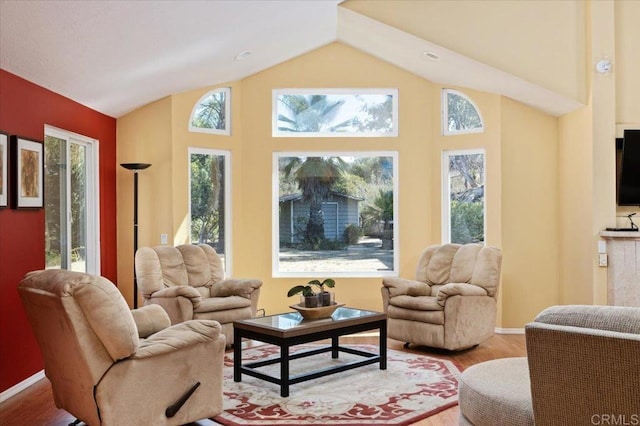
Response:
135,244,262,345
18,269,226,426
382,243,502,350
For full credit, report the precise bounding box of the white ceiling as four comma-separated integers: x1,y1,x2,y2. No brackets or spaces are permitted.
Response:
0,0,582,119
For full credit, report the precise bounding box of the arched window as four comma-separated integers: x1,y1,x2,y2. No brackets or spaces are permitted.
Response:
442,89,484,135
189,87,231,135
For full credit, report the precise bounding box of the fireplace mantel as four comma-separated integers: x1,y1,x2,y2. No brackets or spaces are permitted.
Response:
599,231,640,307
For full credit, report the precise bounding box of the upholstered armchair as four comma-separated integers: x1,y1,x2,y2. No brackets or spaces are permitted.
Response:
381,243,502,351
18,269,226,426
135,244,262,345
458,305,640,425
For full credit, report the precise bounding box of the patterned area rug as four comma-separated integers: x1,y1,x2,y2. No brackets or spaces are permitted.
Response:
211,344,461,426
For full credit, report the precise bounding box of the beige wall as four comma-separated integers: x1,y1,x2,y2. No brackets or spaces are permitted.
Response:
343,0,587,103
117,42,568,327
117,96,173,306
500,97,560,325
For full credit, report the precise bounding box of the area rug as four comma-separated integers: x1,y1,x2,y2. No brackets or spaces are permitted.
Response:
211,344,461,426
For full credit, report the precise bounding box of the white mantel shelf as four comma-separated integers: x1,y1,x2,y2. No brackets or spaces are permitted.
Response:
600,231,640,238
599,231,640,307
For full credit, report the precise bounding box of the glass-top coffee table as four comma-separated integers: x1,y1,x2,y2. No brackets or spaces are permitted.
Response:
233,307,387,397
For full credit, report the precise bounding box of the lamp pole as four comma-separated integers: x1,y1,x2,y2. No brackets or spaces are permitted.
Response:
120,163,151,308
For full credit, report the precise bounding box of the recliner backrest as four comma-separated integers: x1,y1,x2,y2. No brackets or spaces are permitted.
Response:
18,270,140,421
136,244,224,297
415,243,502,297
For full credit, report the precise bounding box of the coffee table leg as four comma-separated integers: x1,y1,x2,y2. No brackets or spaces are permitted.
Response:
234,328,242,382
331,335,339,359
379,320,387,370
280,344,290,397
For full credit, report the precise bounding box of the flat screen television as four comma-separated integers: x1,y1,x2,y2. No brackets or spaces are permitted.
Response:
618,129,640,206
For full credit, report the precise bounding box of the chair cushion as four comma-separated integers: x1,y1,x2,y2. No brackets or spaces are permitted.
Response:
458,357,534,426
388,304,445,325
194,295,251,313
389,295,443,311
194,306,253,324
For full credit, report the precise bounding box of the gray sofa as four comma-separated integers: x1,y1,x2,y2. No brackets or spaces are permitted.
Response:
458,305,640,425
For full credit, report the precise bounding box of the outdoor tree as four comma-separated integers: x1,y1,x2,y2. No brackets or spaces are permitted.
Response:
191,91,226,130
190,153,225,251
446,91,482,132
277,94,354,133
283,156,346,247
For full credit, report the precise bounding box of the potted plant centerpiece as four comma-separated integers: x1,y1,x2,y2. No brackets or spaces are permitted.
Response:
287,278,336,308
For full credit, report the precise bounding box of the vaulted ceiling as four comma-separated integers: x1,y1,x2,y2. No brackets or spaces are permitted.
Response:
0,0,583,119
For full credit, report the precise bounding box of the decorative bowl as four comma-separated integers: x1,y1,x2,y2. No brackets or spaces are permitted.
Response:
289,303,345,320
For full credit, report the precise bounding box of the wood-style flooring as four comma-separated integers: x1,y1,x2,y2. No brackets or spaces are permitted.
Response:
0,334,525,426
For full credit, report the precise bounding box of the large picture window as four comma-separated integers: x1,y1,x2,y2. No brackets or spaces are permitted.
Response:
44,126,100,273
442,149,486,244
273,89,398,137
189,148,231,273
273,152,398,277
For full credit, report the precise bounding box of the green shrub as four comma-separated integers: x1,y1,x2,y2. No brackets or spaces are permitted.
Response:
451,201,484,244
343,224,362,245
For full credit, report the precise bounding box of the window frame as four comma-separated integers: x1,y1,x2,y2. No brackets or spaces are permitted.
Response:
272,150,399,278
188,87,231,135
44,125,101,274
442,89,484,136
441,148,486,245
188,147,232,275
272,88,399,138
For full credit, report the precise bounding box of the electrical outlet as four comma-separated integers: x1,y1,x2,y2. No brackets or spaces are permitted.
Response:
161,234,168,245
598,253,607,267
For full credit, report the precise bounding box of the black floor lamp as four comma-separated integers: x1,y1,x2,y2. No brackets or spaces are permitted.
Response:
121,162,151,308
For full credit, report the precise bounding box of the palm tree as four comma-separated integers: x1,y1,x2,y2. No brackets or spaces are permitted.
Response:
277,94,354,133
284,156,346,246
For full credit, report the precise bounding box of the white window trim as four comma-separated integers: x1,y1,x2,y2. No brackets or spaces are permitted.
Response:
272,151,399,278
188,87,231,135
45,125,101,274
442,89,484,136
188,147,232,275
272,88,399,138
441,148,486,244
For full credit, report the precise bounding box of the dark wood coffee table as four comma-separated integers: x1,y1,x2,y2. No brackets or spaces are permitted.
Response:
233,307,387,397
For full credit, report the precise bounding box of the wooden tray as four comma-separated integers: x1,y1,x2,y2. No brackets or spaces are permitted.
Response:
289,303,345,320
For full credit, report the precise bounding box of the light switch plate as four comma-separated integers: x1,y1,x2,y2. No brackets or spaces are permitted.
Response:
598,253,607,267
597,240,607,254
161,234,168,245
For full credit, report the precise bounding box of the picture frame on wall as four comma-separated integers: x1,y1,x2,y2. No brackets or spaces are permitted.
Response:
10,135,44,209
0,132,8,208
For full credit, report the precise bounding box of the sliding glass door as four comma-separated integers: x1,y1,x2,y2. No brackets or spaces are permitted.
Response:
44,126,99,273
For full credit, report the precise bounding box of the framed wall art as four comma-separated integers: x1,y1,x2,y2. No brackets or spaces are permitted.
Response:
0,132,8,208
11,135,43,209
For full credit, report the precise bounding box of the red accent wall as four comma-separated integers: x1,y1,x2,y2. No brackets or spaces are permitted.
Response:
0,69,117,392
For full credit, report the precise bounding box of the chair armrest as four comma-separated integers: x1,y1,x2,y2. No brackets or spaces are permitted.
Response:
148,286,202,308
435,283,488,307
133,320,224,359
131,305,171,338
382,277,431,298
209,278,262,298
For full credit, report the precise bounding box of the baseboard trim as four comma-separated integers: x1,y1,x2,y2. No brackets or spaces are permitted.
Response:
495,327,525,334
0,370,45,403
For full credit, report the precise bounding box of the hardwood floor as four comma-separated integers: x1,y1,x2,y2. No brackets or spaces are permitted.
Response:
0,334,525,426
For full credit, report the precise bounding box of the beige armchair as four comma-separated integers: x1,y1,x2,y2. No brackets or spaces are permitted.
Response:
458,305,640,425
382,243,502,351
18,269,226,426
135,244,262,345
